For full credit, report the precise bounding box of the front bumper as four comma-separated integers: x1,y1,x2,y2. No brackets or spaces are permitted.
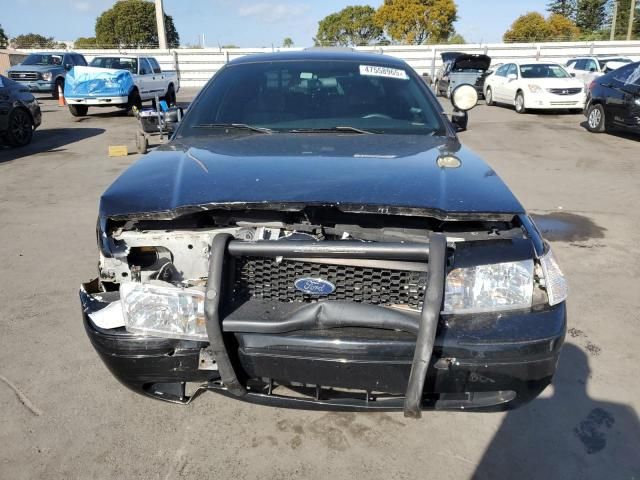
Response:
67,96,129,107
11,79,55,93
81,283,566,412
525,93,586,110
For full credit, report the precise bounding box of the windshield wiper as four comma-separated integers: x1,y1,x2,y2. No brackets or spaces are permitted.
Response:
193,123,273,134
288,126,379,135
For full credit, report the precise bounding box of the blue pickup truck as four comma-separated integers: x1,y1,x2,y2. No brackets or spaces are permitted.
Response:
7,51,87,98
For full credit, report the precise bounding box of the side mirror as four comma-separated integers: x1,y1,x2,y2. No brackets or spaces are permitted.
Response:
451,111,468,132
65,64,73,71
570,72,576,77
450,84,478,132
589,67,597,72
507,73,518,81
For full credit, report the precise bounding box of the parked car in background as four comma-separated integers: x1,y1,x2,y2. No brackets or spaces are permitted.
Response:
433,51,463,94
484,62,585,113
64,55,179,117
566,55,633,86
434,53,492,99
0,74,42,147
80,51,567,416
7,52,87,99
585,61,640,135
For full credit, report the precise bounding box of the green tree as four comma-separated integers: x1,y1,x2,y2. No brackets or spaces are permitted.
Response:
315,5,384,46
282,37,294,48
74,37,98,49
375,0,458,44
95,0,180,48
0,24,8,49
576,0,608,32
504,12,552,42
548,13,582,38
609,0,640,39
547,0,577,19
11,33,56,49
446,32,466,44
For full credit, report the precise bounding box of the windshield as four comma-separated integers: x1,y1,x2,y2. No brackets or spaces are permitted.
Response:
520,64,570,79
178,60,444,137
90,57,138,74
22,54,63,66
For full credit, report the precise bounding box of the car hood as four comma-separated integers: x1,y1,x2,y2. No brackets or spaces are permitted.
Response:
100,134,524,221
8,64,63,73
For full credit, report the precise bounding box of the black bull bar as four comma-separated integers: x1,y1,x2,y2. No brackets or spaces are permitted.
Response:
204,234,448,418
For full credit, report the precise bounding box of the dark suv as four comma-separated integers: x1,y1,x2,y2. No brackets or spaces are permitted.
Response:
7,52,87,98
80,51,567,417
585,61,640,135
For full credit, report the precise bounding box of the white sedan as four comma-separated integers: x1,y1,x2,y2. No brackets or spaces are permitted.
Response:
484,62,586,113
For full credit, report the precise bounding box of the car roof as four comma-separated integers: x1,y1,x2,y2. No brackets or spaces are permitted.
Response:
504,60,564,67
227,50,409,68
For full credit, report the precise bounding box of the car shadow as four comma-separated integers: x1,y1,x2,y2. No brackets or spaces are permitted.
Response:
472,344,640,479
0,127,105,164
578,121,640,141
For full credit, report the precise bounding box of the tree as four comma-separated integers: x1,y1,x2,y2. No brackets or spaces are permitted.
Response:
375,0,458,45
575,0,608,32
609,0,640,39
74,37,98,49
547,0,577,19
0,24,8,49
547,13,582,38
11,33,56,49
447,33,466,44
282,37,294,48
95,0,180,48
315,6,384,46
503,12,552,42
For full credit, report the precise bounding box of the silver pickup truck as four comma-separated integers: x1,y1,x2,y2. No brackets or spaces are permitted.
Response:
65,55,179,117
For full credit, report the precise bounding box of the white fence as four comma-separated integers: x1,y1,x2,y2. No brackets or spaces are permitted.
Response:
21,40,640,88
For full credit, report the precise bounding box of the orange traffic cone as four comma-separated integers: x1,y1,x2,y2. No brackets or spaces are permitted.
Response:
58,83,66,107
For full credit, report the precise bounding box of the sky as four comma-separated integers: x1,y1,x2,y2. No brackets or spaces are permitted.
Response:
4,0,549,46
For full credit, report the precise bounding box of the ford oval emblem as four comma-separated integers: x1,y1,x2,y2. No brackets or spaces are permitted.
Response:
294,278,336,296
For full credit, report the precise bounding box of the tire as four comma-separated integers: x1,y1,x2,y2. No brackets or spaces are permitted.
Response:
164,84,176,106
127,89,142,116
68,105,89,117
586,103,607,133
434,81,441,96
135,132,148,154
6,108,34,147
52,78,64,99
515,91,527,114
485,87,495,106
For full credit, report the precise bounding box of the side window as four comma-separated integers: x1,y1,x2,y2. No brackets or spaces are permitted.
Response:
148,58,162,74
506,64,518,78
139,59,152,75
585,59,598,72
495,64,509,77
613,63,640,86
574,59,587,71
566,60,577,68
74,54,87,66
63,54,72,66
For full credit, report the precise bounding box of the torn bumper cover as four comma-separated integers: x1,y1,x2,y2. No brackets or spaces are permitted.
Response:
80,236,566,413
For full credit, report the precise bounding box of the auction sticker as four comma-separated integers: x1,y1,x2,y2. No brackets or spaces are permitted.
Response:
359,65,409,80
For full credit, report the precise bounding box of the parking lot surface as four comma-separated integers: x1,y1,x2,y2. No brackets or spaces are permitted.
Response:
1,91,639,480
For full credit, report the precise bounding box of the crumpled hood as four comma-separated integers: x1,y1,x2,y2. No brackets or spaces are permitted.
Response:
100,134,524,220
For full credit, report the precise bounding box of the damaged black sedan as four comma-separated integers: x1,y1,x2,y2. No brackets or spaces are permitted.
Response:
80,51,567,417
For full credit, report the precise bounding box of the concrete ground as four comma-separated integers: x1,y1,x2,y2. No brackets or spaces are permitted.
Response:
0,90,638,480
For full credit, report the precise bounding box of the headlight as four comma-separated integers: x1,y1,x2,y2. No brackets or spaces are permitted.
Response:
539,248,568,306
41,72,52,81
443,260,534,314
121,282,207,340
528,84,542,93
634,98,640,107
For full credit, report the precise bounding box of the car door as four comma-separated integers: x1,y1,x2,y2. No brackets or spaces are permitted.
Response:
147,58,165,96
502,64,520,103
490,64,509,101
606,63,640,127
136,58,155,100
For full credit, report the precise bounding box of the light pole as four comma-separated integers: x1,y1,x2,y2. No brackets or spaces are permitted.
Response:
155,0,168,49
628,0,637,40
611,0,618,41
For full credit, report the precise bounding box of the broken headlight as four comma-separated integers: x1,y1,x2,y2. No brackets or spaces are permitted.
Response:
539,248,568,306
120,282,208,341
443,260,534,314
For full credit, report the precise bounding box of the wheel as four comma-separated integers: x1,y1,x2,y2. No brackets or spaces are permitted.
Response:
586,104,607,133
127,89,143,116
6,108,34,147
68,105,89,117
515,91,527,114
485,87,495,106
164,84,176,106
135,132,148,154
53,78,64,99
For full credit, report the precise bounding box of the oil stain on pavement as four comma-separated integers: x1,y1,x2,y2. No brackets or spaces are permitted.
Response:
574,408,616,454
531,212,606,242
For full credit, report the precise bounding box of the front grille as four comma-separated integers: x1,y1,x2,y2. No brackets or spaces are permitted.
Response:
9,72,39,81
548,88,582,96
232,257,427,310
